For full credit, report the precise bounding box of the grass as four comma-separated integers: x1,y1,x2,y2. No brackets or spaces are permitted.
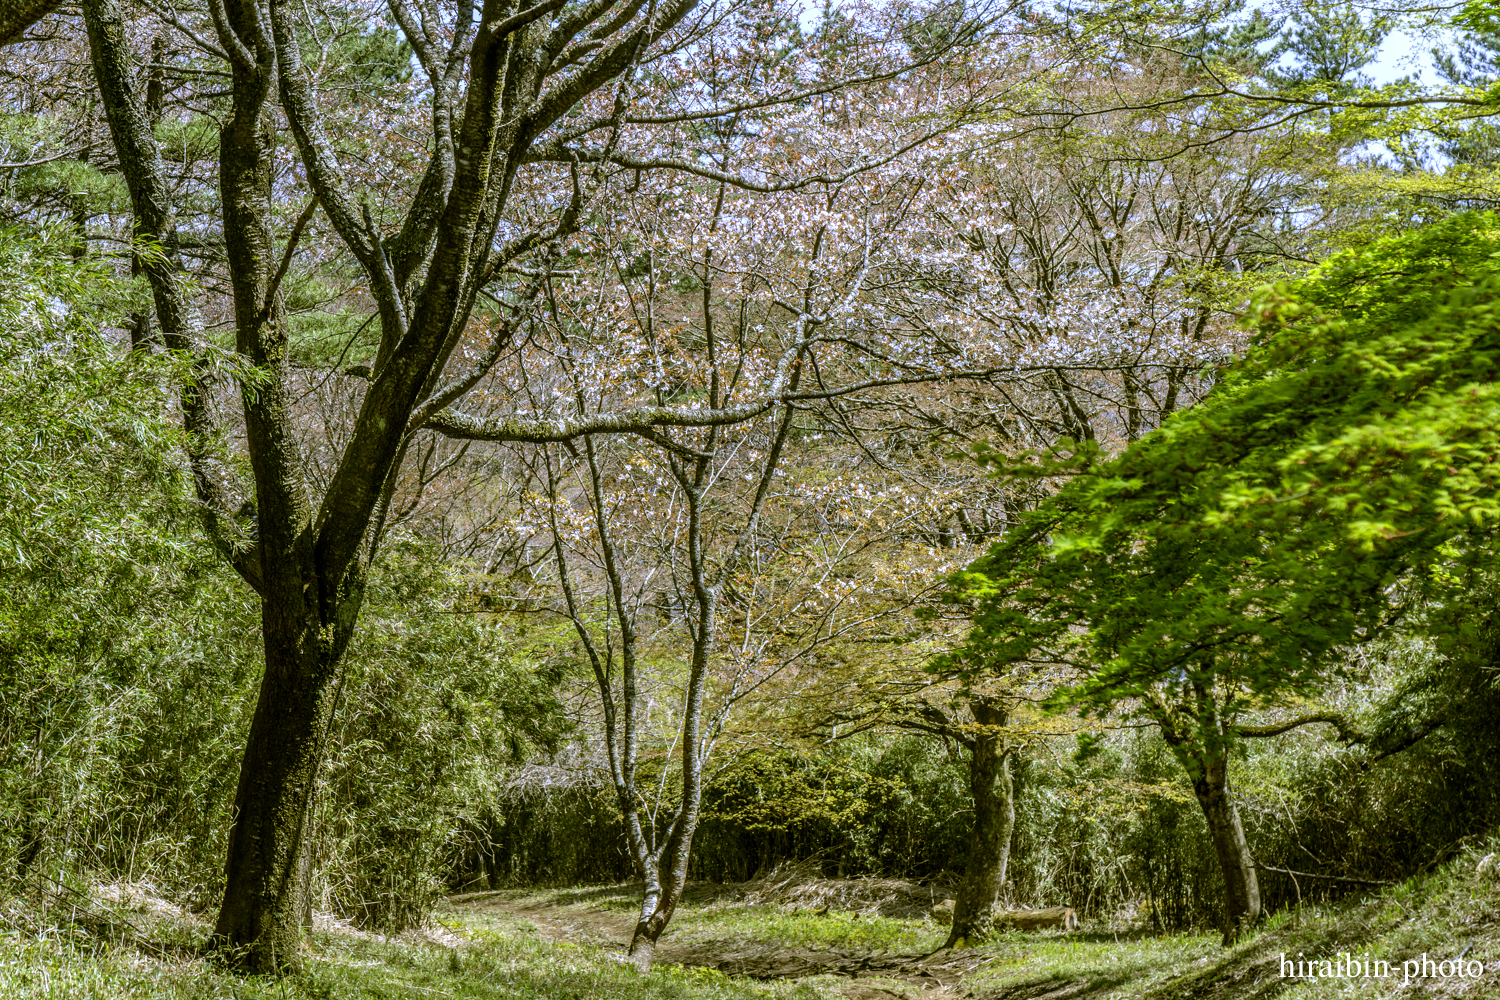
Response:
0,901,839,1000
1140,841,1500,999
674,908,932,953
964,928,1222,994
9,844,1500,999
450,882,1219,995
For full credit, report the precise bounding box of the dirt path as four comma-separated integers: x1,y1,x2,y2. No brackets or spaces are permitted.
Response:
446,891,1100,999
449,891,630,951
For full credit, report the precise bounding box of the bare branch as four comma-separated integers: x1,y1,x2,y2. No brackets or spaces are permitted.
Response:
528,128,946,193
486,0,567,41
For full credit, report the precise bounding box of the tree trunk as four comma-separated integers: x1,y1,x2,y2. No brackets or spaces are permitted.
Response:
211,623,344,970
624,629,707,970
626,856,664,971
626,807,701,970
1185,745,1260,944
207,0,342,969
82,0,253,578
996,907,1077,931
620,475,718,972
945,699,1016,948
1155,689,1262,945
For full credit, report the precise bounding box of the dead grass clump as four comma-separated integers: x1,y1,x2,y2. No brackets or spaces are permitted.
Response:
736,859,952,918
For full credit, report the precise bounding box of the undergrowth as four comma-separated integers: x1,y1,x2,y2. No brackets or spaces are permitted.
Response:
11,839,1500,999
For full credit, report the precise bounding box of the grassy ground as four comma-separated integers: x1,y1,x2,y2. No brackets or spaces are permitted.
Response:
0,901,836,1000
7,842,1500,999
447,884,1222,997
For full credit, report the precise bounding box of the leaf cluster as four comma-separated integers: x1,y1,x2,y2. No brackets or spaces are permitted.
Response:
943,212,1500,716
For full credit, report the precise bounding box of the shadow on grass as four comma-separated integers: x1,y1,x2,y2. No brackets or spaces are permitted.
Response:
984,978,1131,1000
1067,929,1179,945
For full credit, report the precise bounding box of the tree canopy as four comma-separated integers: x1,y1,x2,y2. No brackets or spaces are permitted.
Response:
12,0,1500,973
947,210,1500,712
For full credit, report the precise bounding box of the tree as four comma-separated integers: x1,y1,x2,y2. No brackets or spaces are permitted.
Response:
37,0,1426,966
797,62,1322,945
68,0,1011,971
469,63,1005,960
944,210,1500,942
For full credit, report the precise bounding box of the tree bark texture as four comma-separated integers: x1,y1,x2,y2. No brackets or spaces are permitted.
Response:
1158,697,1262,946
945,699,1016,948
627,812,699,970
212,640,345,968
205,0,347,971
625,715,704,971
1191,747,1261,944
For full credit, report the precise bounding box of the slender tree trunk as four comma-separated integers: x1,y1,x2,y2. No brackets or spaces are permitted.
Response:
1191,747,1261,944
625,475,715,971
945,699,1016,948
624,640,709,968
627,805,701,970
1155,689,1262,945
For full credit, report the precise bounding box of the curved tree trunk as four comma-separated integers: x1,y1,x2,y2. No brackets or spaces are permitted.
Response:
1155,689,1262,946
1192,748,1261,944
626,784,704,970
625,825,695,972
86,0,329,965
625,588,712,971
625,806,702,969
945,699,1016,948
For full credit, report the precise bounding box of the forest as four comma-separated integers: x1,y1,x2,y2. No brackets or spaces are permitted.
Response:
3,0,1500,996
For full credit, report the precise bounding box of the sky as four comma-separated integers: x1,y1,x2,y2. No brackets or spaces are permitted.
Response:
1367,26,1449,85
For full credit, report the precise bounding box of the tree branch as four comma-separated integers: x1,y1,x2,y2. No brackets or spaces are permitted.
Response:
1232,712,1363,743
527,127,943,193
486,0,567,41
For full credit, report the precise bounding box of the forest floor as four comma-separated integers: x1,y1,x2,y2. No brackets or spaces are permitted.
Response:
6,845,1500,998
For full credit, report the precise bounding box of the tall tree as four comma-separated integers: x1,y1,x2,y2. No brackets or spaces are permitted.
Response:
482,69,1002,962
943,211,1500,942
74,0,1005,972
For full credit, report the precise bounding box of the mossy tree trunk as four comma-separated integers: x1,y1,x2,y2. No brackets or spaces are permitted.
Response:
945,699,1016,948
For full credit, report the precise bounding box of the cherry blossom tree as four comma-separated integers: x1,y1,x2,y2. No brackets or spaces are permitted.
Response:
749,85,1326,946
60,0,1017,971
0,0,1331,968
